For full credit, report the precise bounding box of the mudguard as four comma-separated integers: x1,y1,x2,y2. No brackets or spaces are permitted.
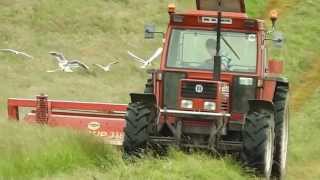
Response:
248,99,274,112
130,93,156,105
264,76,289,89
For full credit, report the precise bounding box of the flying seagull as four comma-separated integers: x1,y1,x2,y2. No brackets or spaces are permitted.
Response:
0,48,33,59
47,51,89,73
127,47,163,69
94,61,119,72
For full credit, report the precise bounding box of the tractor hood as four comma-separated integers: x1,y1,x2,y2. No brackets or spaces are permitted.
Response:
196,0,246,13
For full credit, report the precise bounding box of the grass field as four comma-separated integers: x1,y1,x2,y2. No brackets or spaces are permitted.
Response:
0,0,320,179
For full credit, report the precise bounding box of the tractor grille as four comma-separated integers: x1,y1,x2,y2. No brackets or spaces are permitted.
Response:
220,101,229,112
181,81,218,99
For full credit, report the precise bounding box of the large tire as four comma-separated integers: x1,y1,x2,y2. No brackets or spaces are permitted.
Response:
123,102,155,156
241,110,275,179
272,86,289,179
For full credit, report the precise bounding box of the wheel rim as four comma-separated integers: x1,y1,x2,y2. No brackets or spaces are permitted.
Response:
280,107,289,175
265,128,273,175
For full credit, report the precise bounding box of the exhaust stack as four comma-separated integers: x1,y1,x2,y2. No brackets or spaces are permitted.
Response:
213,1,222,81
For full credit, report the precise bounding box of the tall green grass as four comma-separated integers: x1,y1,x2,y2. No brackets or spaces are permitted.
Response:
0,121,120,179
0,122,250,180
38,151,250,180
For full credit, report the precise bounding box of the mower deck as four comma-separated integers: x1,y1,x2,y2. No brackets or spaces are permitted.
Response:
8,96,127,145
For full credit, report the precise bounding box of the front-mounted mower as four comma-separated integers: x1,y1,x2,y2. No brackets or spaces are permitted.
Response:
8,0,289,179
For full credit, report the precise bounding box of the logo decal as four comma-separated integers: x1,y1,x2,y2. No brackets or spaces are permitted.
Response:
195,84,204,93
87,122,101,131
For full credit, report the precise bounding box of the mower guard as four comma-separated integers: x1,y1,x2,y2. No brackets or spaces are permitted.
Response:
7,97,127,145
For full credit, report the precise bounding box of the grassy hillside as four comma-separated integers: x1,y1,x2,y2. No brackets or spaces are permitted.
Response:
1,0,320,179
0,0,192,115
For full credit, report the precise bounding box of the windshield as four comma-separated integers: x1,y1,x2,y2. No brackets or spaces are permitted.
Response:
167,29,257,73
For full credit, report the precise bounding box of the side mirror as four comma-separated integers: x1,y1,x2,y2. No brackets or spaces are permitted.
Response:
144,24,156,39
144,24,165,39
272,31,285,48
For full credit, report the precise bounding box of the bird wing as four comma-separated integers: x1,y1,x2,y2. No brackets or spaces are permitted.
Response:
127,51,146,63
0,49,15,53
146,47,163,63
0,49,33,59
94,64,106,70
109,61,119,65
18,52,33,59
49,51,66,62
69,60,90,70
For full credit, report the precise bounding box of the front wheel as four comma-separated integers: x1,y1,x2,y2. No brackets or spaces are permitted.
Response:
272,86,289,179
123,102,155,157
241,110,275,179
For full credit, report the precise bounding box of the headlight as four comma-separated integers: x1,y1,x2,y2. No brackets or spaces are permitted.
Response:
181,100,193,109
204,102,216,111
239,77,254,86
221,84,230,97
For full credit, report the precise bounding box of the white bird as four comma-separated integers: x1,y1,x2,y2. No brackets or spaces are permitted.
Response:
94,61,119,72
47,51,89,73
0,48,33,59
127,47,163,69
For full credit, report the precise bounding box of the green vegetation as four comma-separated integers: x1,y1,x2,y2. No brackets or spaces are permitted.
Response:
0,0,319,179
272,0,320,82
0,122,250,180
39,152,250,180
288,91,320,179
245,0,267,18
0,121,119,179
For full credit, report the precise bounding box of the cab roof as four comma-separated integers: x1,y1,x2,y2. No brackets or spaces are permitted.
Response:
184,10,248,19
170,10,263,31
196,0,245,13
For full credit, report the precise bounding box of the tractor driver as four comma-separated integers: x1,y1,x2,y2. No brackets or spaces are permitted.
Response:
204,38,231,71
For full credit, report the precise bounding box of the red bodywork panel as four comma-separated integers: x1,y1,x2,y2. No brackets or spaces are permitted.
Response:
8,98,127,145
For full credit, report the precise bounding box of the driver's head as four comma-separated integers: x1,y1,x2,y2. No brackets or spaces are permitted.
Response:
206,39,217,56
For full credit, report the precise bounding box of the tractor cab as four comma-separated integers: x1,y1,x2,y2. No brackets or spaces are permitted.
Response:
144,1,266,122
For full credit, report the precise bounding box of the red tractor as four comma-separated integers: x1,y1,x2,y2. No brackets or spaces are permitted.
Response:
124,0,289,179
7,0,289,179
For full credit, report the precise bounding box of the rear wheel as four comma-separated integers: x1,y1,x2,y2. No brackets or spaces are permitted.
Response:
272,86,289,179
123,102,155,157
241,110,275,179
